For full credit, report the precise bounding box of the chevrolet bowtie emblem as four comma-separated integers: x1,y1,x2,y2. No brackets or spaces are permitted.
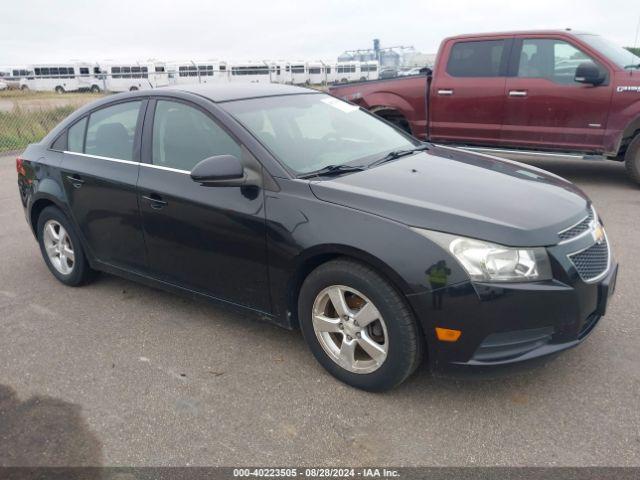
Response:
591,221,605,245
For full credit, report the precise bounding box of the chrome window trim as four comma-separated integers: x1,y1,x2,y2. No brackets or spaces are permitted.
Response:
64,151,138,166
141,163,190,175
63,151,190,175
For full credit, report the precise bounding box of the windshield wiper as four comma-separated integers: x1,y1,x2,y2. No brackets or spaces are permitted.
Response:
299,164,366,179
624,63,640,69
367,144,431,168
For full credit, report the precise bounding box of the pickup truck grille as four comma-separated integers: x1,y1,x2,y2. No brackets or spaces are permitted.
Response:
568,239,610,283
559,209,594,241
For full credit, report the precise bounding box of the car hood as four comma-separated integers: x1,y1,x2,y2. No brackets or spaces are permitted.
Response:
309,147,590,247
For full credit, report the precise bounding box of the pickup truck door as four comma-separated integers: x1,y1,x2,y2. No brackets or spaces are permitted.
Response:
501,37,613,152
429,38,512,145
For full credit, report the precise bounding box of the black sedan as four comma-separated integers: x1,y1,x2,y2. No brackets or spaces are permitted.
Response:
16,84,618,391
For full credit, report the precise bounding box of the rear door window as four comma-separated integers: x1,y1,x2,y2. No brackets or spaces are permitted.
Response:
68,117,87,153
85,101,142,160
447,40,506,77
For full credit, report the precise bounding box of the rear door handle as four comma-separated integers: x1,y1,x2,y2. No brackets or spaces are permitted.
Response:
437,89,454,96
142,194,168,209
508,90,528,97
66,174,84,189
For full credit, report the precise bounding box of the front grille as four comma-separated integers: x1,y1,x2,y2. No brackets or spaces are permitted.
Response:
559,209,594,241
569,239,609,282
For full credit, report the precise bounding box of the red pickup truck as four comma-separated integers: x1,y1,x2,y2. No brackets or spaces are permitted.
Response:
329,30,640,185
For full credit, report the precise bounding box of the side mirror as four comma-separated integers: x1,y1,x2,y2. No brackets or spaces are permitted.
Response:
574,62,606,86
190,155,246,186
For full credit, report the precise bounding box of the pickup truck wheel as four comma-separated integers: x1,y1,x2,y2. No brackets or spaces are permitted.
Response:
374,110,411,134
298,259,423,391
625,135,640,186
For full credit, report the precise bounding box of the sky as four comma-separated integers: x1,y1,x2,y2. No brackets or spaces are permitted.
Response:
1,0,639,65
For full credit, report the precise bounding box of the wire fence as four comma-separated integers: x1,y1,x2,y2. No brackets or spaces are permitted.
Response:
0,89,107,154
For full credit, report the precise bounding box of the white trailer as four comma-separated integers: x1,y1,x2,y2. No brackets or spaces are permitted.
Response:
288,61,308,84
22,63,99,93
270,61,308,84
307,61,328,85
324,63,337,84
229,61,272,83
268,61,289,83
359,61,379,81
167,61,229,85
0,66,31,89
335,62,361,83
98,61,169,92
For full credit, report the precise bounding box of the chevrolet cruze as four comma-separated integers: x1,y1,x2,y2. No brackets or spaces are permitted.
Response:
17,84,618,391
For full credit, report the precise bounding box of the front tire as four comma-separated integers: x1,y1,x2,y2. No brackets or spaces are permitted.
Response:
37,206,95,286
625,134,640,186
298,259,423,391
55,86,65,94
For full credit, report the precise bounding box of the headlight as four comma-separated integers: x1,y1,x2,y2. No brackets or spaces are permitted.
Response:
412,229,552,282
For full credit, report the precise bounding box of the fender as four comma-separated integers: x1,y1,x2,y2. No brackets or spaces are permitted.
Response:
607,96,640,156
281,243,418,329
362,92,417,123
618,114,640,154
293,243,414,296
27,177,69,234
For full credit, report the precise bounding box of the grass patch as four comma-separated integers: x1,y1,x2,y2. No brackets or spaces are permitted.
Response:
0,89,106,101
0,105,76,152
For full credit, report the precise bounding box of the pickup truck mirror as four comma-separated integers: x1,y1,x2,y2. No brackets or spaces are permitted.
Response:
574,62,606,86
190,155,247,186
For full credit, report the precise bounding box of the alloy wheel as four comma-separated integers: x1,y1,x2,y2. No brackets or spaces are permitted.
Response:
311,285,388,374
43,220,75,275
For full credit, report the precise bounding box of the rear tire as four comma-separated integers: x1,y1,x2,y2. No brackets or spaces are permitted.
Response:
375,109,412,134
129,86,138,91
90,85,100,93
36,206,95,287
625,134,640,186
55,86,65,94
298,259,423,391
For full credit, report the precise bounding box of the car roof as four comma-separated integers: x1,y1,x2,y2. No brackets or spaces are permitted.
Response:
160,83,320,102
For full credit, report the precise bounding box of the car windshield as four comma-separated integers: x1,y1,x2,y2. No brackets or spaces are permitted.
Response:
577,34,640,68
222,93,418,174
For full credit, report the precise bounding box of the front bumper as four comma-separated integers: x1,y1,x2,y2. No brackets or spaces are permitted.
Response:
406,260,618,372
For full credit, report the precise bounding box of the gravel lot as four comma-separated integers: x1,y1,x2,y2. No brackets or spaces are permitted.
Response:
0,153,638,467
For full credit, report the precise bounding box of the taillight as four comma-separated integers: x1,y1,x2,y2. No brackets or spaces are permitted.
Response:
16,157,26,176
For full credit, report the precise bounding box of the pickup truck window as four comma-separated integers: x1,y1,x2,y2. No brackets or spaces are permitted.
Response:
577,34,640,69
447,40,505,77
517,39,596,84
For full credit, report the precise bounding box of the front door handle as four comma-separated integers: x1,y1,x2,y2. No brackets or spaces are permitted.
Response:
508,90,528,97
66,174,84,189
437,89,454,96
142,194,168,209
